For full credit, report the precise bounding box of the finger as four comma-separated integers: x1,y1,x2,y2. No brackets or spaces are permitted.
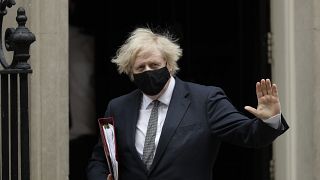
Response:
107,174,113,180
260,79,268,96
244,106,258,117
256,82,263,98
266,79,272,95
271,84,279,97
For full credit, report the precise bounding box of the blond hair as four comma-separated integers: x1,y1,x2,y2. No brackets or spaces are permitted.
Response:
111,27,182,79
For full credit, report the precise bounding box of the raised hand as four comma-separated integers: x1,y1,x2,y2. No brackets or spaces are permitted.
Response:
244,79,281,120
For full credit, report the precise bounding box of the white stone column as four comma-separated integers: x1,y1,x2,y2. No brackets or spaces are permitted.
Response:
4,0,69,180
271,0,319,179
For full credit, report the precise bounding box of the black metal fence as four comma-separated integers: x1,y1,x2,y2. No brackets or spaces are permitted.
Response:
0,1,35,180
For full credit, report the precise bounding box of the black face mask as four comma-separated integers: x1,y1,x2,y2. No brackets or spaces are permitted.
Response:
133,66,170,96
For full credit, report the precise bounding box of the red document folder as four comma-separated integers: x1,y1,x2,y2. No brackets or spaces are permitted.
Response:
98,117,118,180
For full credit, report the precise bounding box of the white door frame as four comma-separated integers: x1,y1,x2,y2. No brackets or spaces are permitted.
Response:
271,0,315,179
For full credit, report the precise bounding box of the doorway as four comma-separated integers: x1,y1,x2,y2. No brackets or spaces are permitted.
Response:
70,0,272,179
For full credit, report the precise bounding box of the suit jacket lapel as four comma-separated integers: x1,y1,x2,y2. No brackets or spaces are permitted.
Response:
124,90,147,171
149,77,190,173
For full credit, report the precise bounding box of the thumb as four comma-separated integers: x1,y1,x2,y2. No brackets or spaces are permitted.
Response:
244,106,258,117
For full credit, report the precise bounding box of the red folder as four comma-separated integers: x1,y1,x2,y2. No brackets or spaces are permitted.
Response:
98,117,118,180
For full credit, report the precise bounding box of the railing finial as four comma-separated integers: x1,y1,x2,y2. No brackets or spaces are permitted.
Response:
16,7,27,27
4,7,35,69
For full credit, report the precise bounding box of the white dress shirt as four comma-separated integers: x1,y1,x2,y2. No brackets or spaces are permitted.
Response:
135,76,175,158
135,77,282,158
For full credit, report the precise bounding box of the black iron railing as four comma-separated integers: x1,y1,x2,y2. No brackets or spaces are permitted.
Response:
0,1,35,180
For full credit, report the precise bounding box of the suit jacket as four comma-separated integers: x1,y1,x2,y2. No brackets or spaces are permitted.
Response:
87,77,289,180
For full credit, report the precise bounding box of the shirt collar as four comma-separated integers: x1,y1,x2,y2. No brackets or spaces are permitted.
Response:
141,76,175,109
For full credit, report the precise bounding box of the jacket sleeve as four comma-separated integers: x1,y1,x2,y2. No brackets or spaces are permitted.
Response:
87,139,109,180
86,103,112,180
206,87,289,148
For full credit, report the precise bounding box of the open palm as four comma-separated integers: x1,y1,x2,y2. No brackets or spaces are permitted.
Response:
244,79,281,120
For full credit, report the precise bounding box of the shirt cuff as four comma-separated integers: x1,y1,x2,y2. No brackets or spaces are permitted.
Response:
263,113,282,129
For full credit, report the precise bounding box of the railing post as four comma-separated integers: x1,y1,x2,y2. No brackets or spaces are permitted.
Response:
0,2,35,180
10,73,18,180
20,73,30,180
1,74,9,180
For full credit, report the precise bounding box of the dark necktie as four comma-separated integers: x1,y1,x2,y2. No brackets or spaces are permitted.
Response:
142,100,160,170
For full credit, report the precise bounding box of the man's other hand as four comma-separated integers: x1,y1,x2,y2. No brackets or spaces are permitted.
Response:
107,174,113,180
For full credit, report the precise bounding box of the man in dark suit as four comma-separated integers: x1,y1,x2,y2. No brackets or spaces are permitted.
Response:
87,27,289,180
